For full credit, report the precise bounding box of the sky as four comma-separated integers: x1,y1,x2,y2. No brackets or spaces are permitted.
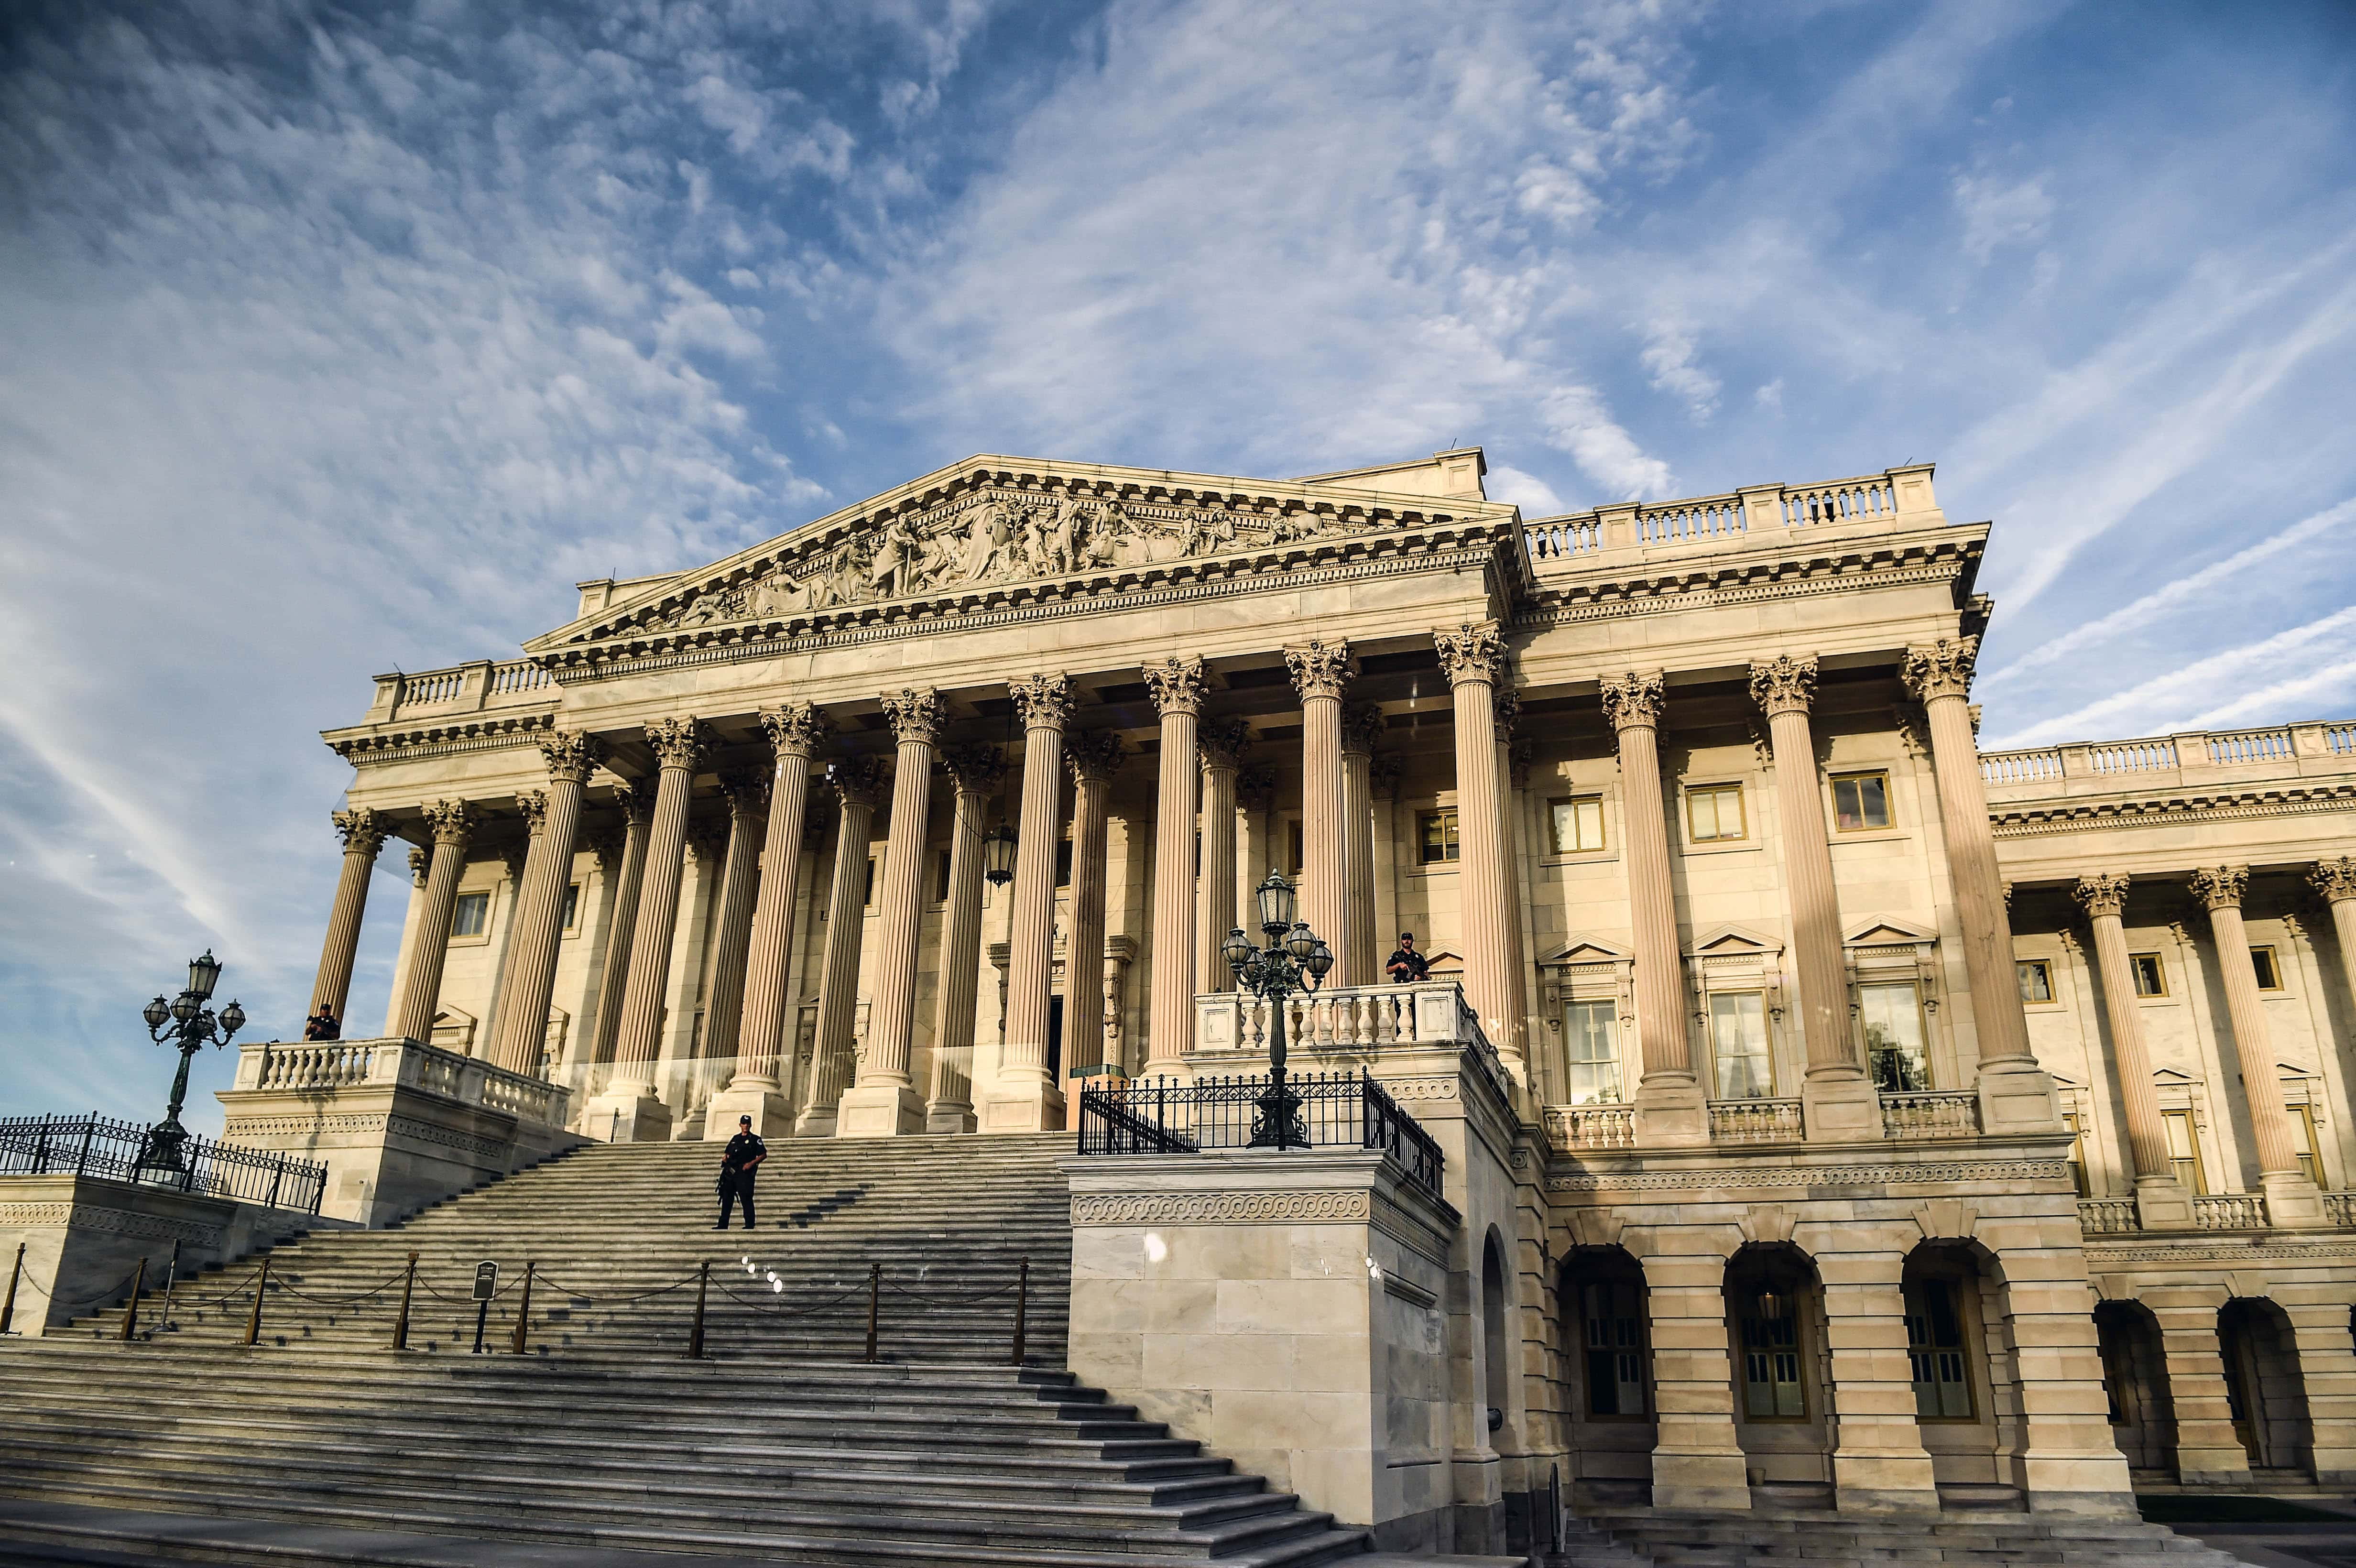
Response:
2,0,2353,1131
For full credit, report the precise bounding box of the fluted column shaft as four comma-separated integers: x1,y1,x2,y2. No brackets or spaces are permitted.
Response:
589,791,650,1065
491,740,599,1073
1602,674,1692,1083
1003,678,1073,1085
1490,697,1530,1067
1144,658,1205,1074
803,762,883,1125
611,720,705,1083
698,775,766,1061
391,801,479,1043
1435,625,1511,1054
311,809,388,1021
1750,660,1857,1075
2075,876,2171,1180
1196,723,1248,994
732,706,826,1092
927,749,1002,1121
2316,861,2356,1072
2192,868,2302,1176
1066,735,1122,1073
863,691,945,1089
1287,642,1353,986
1342,706,1380,989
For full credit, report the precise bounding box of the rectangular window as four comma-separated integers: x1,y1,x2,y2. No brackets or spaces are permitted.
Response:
2016,959,2055,1004
2295,1102,2326,1189
2063,1111,2090,1198
451,892,490,939
1904,1277,1976,1421
560,883,581,932
1580,1280,1647,1417
864,856,878,907
2130,953,2167,998
1055,838,1072,889
2251,946,2283,990
933,849,952,904
1832,772,1892,832
1685,784,1745,843
2163,1110,2207,1195
1737,1286,1806,1420
1563,1001,1623,1105
1287,818,1306,875
1549,795,1606,855
1417,809,1460,865
1709,992,1773,1100
1861,981,1931,1092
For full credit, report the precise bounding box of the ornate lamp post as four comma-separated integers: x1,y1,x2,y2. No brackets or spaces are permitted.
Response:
1221,870,1333,1149
139,949,246,1175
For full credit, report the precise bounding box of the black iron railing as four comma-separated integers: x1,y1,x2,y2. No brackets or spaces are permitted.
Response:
0,1113,327,1215
1076,1071,1444,1197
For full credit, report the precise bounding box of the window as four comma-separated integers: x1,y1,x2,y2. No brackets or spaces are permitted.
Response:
1054,838,1072,889
1549,795,1605,855
1418,809,1460,865
1861,982,1931,1092
2294,1102,2327,1189
1903,1278,1976,1420
2017,959,2055,1004
864,856,878,906
1709,992,1773,1099
451,892,490,939
933,849,953,903
1563,1001,1623,1105
2251,946,2283,991
1287,819,1305,875
2130,953,2167,998
1579,1280,1647,1417
1736,1284,1806,1420
1685,784,1745,843
2063,1111,2090,1197
560,883,581,932
2163,1110,2207,1195
1832,772,1891,832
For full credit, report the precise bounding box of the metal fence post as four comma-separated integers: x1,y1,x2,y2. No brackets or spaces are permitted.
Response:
0,1241,23,1335
1011,1259,1029,1368
74,1119,94,1178
159,1241,181,1335
265,1154,285,1211
118,1256,147,1342
863,1263,881,1364
243,1255,271,1347
392,1252,417,1351
685,1260,710,1360
509,1261,536,1355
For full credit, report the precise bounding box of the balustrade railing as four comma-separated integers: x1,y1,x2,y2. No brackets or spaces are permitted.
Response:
1074,1071,1444,1197
369,658,559,725
2205,727,2295,766
2324,1192,2356,1228
0,1113,327,1214
2077,1198,2139,1235
1879,1090,1980,1140
1981,719,2354,792
1547,1104,1635,1151
1196,982,1511,1104
1637,494,1746,544
1521,468,1921,568
2192,1193,2269,1231
1780,475,1897,528
1979,749,2063,785
236,1037,571,1129
1709,1098,1805,1143
2330,724,2356,757
2087,738,2177,774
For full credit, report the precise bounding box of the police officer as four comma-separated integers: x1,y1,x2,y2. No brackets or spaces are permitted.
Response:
1385,932,1431,984
715,1115,765,1230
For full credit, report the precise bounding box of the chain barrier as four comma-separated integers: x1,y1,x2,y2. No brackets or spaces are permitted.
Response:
712,1278,872,1317
268,1269,409,1308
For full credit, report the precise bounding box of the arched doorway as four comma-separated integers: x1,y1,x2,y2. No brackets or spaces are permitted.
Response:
1723,1244,1832,1506
1560,1245,1654,1506
1481,1230,1511,1443
2095,1301,2177,1478
2218,1298,2313,1476
1903,1243,2008,1504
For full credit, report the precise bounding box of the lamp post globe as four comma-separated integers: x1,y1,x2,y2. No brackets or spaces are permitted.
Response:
1229,871,1325,1150
139,949,247,1178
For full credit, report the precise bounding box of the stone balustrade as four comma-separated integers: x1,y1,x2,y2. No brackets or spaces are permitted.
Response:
2192,1193,2269,1231
1708,1097,1804,1144
1194,981,1511,1101
359,658,556,726
234,1036,571,1129
1523,467,1929,566
1878,1089,1981,1140
1547,1103,1635,1150
1979,719,2352,795
2077,1198,2139,1235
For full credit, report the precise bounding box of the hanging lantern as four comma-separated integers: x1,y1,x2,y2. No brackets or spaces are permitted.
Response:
982,823,1019,886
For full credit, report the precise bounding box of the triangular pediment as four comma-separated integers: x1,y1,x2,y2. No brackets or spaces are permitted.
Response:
2151,1067,2199,1087
1686,922,1783,958
1843,915,1939,947
523,451,1521,658
1540,935,1632,966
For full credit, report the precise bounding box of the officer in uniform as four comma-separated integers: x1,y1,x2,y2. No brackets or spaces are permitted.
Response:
716,1115,766,1230
1385,931,1431,984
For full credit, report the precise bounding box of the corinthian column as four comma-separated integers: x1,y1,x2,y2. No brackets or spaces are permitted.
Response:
2191,866,2325,1227
697,771,766,1062
1143,657,1205,1076
982,674,1073,1132
1342,704,1383,989
1602,672,1706,1146
1286,642,1355,985
1066,731,1125,1080
589,717,705,1143
1902,638,2061,1135
1197,721,1251,993
2315,858,2356,1089
588,783,651,1066
840,690,945,1138
385,846,431,1036
2074,875,2195,1229
390,800,479,1045
489,731,605,1077
1489,685,1530,1074
927,744,1004,1132
1434,623,1513,1061
797,756,884,1138
1750,657,1878,1142
310,807,389,1027
711,703,828,1137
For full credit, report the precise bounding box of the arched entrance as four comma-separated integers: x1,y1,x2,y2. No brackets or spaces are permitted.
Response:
1481,1229,1511,1444
2095,1301,2177,1478
1560,1245,1654,1506
1723,1244,1832,1506
2218,1297,2313,1476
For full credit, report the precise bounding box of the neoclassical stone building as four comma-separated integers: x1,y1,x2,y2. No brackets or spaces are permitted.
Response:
238,447,2356,1529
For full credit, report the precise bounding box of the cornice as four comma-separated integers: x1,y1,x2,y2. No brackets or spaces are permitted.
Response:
1514,539,1974,633
2084,1239,2356,1264
1544,1155,2069,1192
1990,784,2356,838
328,712,557,766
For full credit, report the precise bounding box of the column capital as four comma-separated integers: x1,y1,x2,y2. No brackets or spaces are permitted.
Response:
1342,704,1385,757
1509,738,1534,790
1066,730,1127,786
880,687,948,746
1748,654,1820,719
760,700,832,758
1141,655,1208,717
2189,865,2249,911
516,790,550,835
333,806,389,858
689,818,730,866
1599,670,1665,732
501,838,532,880
717,767,768,815
943,742,1008,795
408,845,431,886
422,799,479,848
589,827,629,871
1285,637,1356,701
537,730,605,784
1009,673,1075,732
1900,636,1979,704
1237,762,1279,808
2073,872,2130,920
644,716,709,772
826,754,888,809
2311,856,2356,904
1432,621,1503,688
611,777,654,823
1200,718,1253,772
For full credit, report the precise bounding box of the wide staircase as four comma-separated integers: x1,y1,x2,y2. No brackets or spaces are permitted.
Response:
0,1134,1374,1567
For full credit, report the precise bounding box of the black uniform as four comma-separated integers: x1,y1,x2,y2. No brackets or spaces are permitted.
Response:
717,1130,766,1229
1385,945,1430,983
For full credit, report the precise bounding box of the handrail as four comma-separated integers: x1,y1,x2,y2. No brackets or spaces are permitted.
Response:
1076,1070,1445,1197
0,1112,327,1215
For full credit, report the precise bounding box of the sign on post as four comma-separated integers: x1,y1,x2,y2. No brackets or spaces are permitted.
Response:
472,1262,498,1301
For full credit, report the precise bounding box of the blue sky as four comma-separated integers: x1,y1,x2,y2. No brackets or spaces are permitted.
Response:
3,0,2353,1130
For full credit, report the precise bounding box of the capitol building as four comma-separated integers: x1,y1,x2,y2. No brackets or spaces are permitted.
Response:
7,445,2356,1564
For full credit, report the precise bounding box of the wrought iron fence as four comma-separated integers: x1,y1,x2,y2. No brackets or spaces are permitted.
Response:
1076,1071,1444,1198
0,1113,327,1215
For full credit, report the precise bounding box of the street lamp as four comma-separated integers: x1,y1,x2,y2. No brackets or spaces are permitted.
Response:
140,949,245,1176
982,822,1019,887
1223,870,1334,1149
